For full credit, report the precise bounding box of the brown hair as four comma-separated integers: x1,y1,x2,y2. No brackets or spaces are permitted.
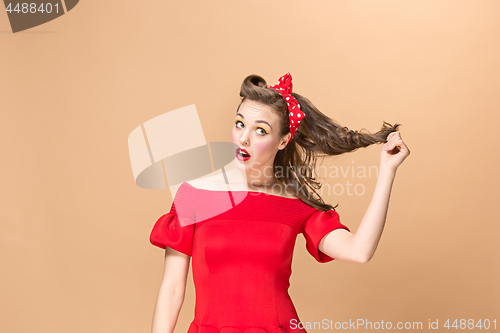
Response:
238,74,401,211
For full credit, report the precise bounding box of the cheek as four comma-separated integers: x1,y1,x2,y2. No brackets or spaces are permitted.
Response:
254,141,274,156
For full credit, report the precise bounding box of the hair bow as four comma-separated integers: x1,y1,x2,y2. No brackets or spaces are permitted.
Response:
266,72,305,143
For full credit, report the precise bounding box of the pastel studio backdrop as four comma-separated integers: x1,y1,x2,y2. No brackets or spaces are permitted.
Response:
0,1,498,332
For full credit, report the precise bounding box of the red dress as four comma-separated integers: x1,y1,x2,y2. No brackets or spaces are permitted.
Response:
150,182,350,333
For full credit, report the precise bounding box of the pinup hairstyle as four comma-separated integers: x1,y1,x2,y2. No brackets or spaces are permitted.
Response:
238,74,401,211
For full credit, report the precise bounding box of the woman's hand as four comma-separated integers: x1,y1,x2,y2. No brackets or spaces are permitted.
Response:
380,131,410,173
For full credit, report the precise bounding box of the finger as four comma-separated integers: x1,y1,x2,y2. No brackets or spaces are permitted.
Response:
385,135,400,145
390,131,401,140
386,130,399,142
386,138,403,150
388,132,403,145
400,142,410,155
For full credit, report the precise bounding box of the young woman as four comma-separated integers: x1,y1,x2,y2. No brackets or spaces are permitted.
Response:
150,73,410,333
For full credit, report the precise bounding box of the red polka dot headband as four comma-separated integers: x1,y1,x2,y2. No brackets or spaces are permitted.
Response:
266,72,305,144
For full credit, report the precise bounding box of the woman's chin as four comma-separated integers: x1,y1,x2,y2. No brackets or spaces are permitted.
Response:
234,158,253,172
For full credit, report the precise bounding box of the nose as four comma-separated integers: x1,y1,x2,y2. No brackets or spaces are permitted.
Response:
239,130,249,146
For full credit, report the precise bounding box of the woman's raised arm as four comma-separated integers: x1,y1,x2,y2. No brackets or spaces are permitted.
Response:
151,247,191,333
319,131,410,263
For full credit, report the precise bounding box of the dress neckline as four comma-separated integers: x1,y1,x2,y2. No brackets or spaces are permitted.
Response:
183,182,301,200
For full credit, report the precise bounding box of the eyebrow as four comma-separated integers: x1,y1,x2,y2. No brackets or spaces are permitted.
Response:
236,113,272,129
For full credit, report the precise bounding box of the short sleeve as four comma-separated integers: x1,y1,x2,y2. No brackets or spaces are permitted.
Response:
149,182,196,256
300,209,351,263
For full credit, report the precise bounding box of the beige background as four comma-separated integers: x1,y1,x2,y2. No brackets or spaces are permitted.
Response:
1,0,498,332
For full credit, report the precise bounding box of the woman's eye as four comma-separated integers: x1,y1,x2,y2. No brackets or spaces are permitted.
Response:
235,120,244,128
257,128,268,135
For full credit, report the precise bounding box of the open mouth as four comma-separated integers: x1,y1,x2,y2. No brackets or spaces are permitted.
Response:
236,148,251,161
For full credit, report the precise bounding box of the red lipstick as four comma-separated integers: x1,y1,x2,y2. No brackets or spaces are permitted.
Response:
236,147,251,161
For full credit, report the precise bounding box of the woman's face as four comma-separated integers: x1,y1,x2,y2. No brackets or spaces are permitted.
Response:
231,99,291,185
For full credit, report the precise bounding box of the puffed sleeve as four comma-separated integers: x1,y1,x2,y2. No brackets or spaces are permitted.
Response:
149,182,196,256
300,209,351,263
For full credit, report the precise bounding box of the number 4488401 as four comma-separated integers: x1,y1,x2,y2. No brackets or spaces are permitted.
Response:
444,319,496,330
5,3,60,14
